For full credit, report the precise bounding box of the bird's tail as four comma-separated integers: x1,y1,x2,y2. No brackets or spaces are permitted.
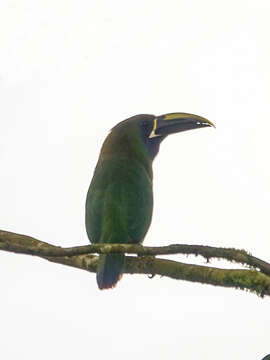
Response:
97,254,125,290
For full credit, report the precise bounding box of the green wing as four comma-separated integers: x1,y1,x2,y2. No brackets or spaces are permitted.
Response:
85,158,153,245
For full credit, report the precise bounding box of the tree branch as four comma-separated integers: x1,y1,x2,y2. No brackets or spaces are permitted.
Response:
1,229,270,297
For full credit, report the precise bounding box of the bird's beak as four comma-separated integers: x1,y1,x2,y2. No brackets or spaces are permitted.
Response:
149,112,215,138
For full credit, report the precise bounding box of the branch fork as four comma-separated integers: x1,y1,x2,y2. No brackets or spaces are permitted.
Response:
1,229,270,297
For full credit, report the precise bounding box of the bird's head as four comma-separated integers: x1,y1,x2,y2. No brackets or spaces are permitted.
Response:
112,112,215,160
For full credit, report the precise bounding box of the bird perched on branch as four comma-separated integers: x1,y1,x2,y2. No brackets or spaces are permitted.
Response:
85,113,215,289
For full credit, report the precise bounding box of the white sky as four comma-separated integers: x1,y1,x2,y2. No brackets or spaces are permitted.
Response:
1,1,270,359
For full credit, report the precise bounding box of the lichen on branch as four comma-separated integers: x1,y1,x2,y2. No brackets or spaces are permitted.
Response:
1,229,270,297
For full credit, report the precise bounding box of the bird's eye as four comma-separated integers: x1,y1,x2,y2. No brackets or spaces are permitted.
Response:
141,121,152,137
142,121,148,127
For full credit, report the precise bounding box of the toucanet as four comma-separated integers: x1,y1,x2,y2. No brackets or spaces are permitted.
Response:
85,113,215,289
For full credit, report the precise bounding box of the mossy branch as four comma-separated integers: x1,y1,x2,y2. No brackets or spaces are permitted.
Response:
1,229,270,297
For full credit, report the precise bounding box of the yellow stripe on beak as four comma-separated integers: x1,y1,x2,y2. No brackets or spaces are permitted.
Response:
149,118,162,138
164,113,216,128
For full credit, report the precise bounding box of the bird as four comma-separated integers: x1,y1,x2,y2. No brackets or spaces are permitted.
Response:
85,112,215,289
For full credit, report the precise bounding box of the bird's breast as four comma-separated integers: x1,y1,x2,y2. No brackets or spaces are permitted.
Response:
85,157,153,245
